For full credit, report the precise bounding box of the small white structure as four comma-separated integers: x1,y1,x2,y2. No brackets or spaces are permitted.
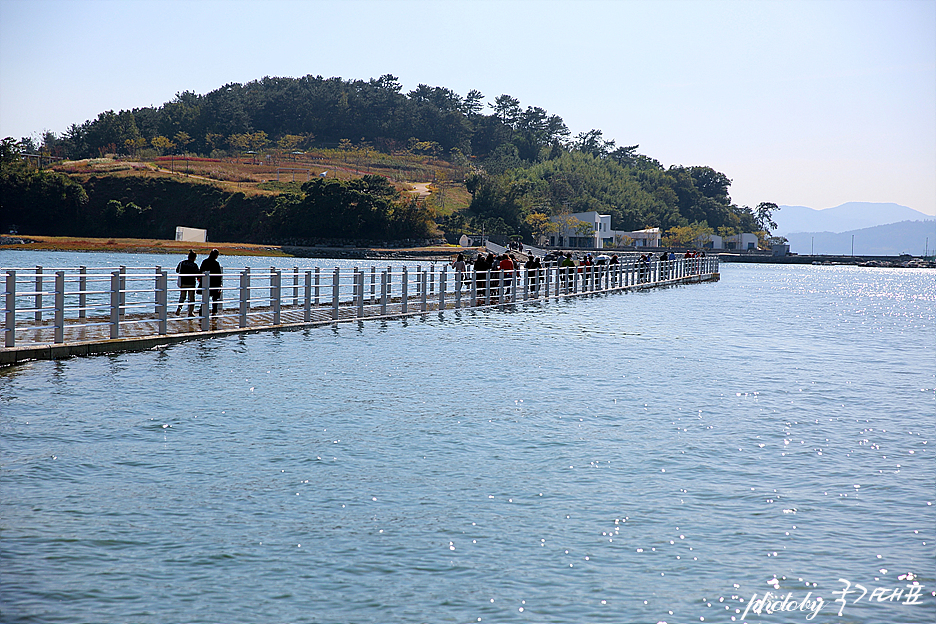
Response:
619,227,661,248
771,242,790,256
696,232,759,250
724,233,759,251
175,226,207,243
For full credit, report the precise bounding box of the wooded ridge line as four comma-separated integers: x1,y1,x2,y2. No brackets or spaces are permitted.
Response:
3,73,781,247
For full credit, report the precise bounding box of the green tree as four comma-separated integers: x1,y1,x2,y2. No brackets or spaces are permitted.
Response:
1,137,89,234
173,131,192,153
573,129,614,158
754,201,779,233
490,94,521,128
461,89,485,116
205,133,224,152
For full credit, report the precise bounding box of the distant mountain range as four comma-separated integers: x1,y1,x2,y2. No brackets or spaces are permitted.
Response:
774,202,933,235
783,220,936,256
773,202,935,256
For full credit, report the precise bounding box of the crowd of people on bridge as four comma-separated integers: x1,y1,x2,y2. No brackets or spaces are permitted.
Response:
452,248,709,300
173,245,709,317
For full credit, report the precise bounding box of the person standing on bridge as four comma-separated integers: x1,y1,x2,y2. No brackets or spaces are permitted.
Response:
199,249,223,315
499,254,515,300
175,250,200,316
451,254,467,291
473,253,489,303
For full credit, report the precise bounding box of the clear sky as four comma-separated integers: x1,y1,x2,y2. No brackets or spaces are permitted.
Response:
2,0,934,214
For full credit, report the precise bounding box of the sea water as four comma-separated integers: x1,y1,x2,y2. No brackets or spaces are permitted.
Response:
1,255,933,624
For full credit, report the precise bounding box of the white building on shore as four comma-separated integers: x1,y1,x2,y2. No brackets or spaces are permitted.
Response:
548,211,661,249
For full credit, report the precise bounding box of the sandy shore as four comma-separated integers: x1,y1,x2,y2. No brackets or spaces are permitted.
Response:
0,235,469,260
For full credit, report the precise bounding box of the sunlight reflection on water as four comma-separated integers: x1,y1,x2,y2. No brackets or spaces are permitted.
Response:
0,261,933,623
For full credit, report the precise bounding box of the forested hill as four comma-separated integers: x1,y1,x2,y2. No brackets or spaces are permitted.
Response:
19,73,779,244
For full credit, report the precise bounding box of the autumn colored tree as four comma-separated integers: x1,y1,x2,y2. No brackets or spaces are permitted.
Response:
524,212,559,245
150,135,174,155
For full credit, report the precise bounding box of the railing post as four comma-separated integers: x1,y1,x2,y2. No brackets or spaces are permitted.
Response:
455,271,462,309
420,269,428,312
4,270,15,347
239,271,248,328
314,267,321,307
380,270,388,315
119,266,126,318
157,270,168,335
79,266,87,318
269,266,276,310
293,266,299,307
439,267,446,311
401,266,409,314
243,267,251,313
273,270,282,325
53,271,65,344
484,269,492,305
356,271,365,317
200,271,211,331
470,270,477,307
110,270,120,339
370,265,376,303
34,266,43,323
523,268,530,301
304,271,312,322
154,265,161,312
332,268,340,320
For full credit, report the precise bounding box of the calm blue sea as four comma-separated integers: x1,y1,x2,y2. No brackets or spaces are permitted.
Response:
1,252,934,624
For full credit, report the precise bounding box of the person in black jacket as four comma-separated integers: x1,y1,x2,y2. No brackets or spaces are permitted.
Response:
199,249,223,315
175,251,200,316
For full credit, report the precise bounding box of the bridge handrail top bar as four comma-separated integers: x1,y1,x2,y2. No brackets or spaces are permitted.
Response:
3,256,718,359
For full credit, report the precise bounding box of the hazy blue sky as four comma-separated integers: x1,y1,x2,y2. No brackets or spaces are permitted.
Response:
2,0,934,214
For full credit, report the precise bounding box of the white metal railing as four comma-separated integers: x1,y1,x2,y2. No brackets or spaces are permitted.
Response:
1,257,718,348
